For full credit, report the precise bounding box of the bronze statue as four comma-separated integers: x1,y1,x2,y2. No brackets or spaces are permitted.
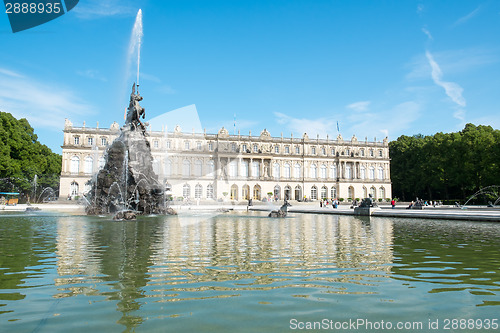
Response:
126,83,146,131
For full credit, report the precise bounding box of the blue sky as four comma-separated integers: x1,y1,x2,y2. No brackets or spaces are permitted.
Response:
1,0,499,153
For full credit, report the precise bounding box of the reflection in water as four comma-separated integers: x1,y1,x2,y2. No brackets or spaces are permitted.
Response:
391,219,500,306
1,212,499,332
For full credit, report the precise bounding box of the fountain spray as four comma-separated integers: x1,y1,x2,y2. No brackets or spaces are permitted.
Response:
129,9,143,88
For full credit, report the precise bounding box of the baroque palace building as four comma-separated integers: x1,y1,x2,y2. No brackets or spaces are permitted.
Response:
59,119,392,202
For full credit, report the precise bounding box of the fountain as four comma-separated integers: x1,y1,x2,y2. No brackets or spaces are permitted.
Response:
86,9,176,218
86,83,175,218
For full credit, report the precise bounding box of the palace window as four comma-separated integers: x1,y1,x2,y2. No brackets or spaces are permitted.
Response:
310,164,317,179
166,140,171,149
70,181,79,196
370,149,374,157
208,142,213,151
378,166,384,180
360,149,365,157
379,187,385,199
285,146,290,154
229,161,238,178
275,146,280,153
283,163,291,179
295,146,300,154
330,164,337,179
273,162,280,179
311,147,316,155
183,184,191,198
369,166,375,180
195,160,203,177
195,184,203,199
294,163,301,179
101,137,107,146
231,143,236,152
182,160,191,177
345,165,352,179
241,161,249,178
321,186,328,199
207,160,215,177
164,159,172,176
253,144,259,153
84,156,93,174
379,150,383,157
321,148,326,155
70,156,80,174
311,186,317,200
252,161,260,177
206,184,214,199
184,141,190,150
331,186,337,199
320,164,327,179
360,166,366,179
153,140,159,148
197,141,202,150
242,144,247,152
87,137,93,146
73,136,80,145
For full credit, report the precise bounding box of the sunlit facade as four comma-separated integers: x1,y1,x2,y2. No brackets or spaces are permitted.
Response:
60,119,392,202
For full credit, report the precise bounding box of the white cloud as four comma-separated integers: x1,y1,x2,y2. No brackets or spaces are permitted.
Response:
346,101,371,112
425,51,466,107
406,48,498,81
0,67,95,130
0,68,24,78
156,85,177,95
274,101,421,141
275,112,337,138
76,69,107,82
73,0,136,19
421,27,433,40
347,101,421,140
453,6,481,27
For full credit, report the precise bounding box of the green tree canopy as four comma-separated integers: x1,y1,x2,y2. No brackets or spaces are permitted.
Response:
390,124,500,203
0,111,61,200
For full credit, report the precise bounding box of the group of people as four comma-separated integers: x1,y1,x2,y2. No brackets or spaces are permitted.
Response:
406,198,443,209
319,198,340,209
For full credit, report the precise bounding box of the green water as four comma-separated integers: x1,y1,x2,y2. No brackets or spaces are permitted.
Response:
0,211,498,332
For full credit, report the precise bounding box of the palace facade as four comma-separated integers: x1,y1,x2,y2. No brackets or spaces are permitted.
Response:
59,119,392,202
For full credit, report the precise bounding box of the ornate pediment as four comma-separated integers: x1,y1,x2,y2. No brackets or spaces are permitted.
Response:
218,127,229,138
260,129,271,140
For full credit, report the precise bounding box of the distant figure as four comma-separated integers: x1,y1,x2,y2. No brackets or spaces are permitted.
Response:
391,199,395,209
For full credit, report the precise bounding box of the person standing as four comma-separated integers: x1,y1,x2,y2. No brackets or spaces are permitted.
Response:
391,199,395,209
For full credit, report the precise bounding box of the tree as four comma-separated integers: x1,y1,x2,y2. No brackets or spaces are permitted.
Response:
0,111,61,201
389,124,500,203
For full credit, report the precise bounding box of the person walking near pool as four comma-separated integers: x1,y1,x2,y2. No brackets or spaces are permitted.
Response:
391,199,395,209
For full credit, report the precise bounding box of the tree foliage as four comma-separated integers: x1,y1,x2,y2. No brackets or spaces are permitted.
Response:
390,124,500,202
0,111,61,199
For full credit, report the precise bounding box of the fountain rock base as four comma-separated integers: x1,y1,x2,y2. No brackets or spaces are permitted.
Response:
86,128,170,215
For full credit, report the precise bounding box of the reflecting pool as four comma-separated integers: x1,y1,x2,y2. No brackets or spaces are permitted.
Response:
0,211,499,332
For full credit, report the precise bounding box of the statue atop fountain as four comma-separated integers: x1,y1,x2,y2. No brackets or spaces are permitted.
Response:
126,83,147,132
85,84,176,218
